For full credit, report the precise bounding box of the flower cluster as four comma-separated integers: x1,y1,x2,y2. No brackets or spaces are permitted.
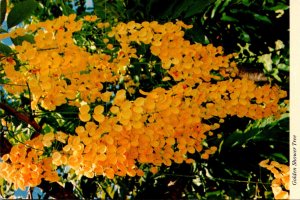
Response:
259,159,289,199
0,14,288,189
2,14,115,110
108,20,237,84
0,135,60,190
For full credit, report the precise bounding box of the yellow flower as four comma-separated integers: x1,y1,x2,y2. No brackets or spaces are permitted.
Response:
79,104,91,122
42,132,55,147
79,113,91,122
93,113,105,123
150,166,158,174
80,104,90,113
110,106,120,114
56,131,68,143
105,168,115,179
84,15,98,22
201,153,209,160
93,105,105,123
1,154,10,162
259,159,289,199
101,92,113,103
52,152,62,166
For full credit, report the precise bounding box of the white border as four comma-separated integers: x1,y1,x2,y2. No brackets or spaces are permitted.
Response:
290,1,300,199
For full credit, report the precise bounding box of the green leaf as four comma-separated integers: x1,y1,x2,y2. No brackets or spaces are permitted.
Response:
270,152,288,163
277,63,289,71
272,73,282,82
211,0,222,19
42,124,54,134
253,13,272,24
221,14,239,22
222,116,289,150
0,0,7,25
160,0,180,19
272,54,281,65
218,0,230,13
264,191,274,199
39,115,60,132
0,178,4,197
172,1,191,19
94,0,125,21
7,0,38,29
205,190,224,198
269,3,289,11
240,31,250,43
11,34,34,45
183,0,211,18
242,0,251,6
0,42,13,55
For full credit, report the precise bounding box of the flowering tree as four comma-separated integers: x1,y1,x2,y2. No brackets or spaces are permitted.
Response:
0,0,289,199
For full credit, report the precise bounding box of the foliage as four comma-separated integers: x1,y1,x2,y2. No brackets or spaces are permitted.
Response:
0,0,289,199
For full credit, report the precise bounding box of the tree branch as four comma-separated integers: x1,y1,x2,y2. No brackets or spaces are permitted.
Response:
39,181,78,199
0,133,12,157
0,102,41,138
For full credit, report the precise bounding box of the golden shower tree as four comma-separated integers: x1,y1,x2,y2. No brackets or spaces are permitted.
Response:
0,0,289,198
